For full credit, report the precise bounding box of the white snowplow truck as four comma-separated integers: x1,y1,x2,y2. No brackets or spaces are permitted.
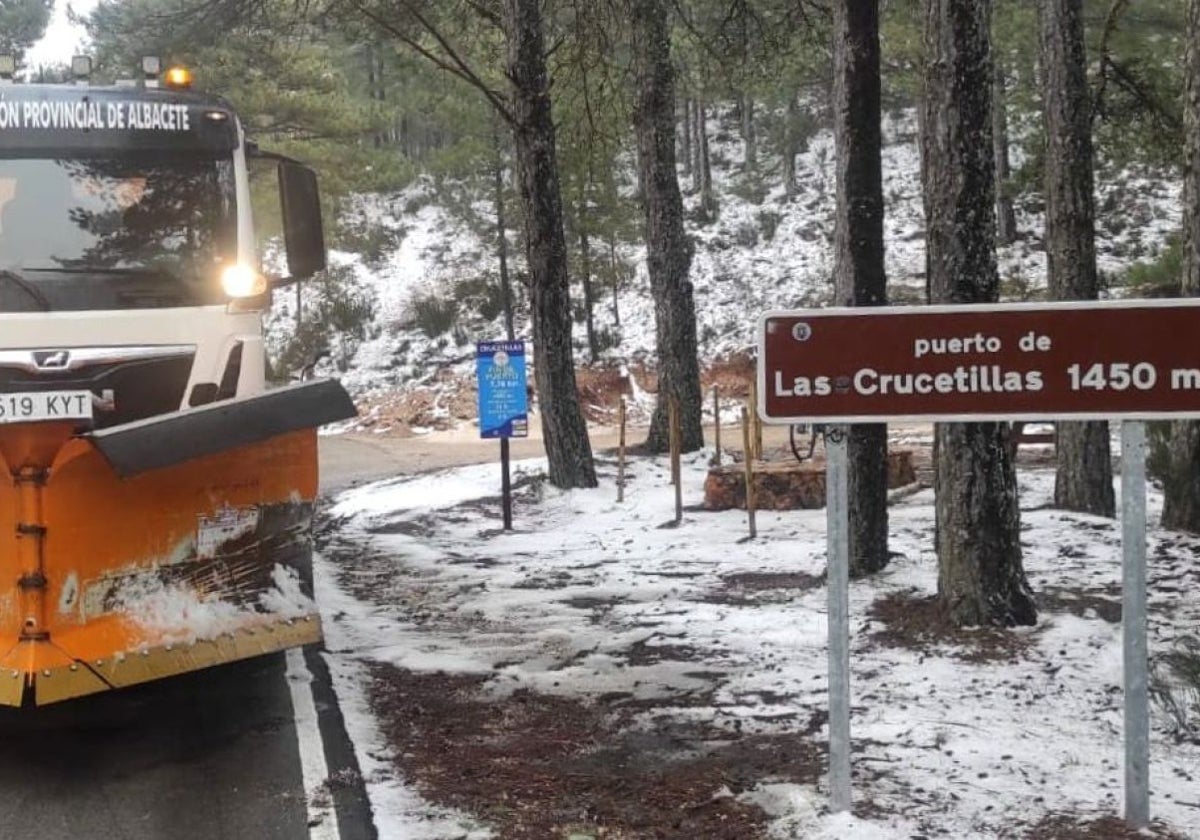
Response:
0,58,356,706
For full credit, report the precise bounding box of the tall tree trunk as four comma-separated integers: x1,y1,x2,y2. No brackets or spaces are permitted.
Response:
741,92,757,171
784,93,800,199
679,97,692,180
1041,0,1115,518
609,233,622,329
493,124,515,341
504,0,597,488
367,44,383,149
376,53,388,147
922,0,1036,627
698,100,715,220
916,99,931,301
691,97,703,193
993,59,1017,244
833,0,889,578
1162,0,1200,532
633,0,704,453
578,171,599,361
579,224,597,361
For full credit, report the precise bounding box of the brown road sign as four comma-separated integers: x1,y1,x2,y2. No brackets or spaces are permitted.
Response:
758,300,1200,424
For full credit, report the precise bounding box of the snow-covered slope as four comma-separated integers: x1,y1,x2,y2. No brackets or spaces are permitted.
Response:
272,109,1182,410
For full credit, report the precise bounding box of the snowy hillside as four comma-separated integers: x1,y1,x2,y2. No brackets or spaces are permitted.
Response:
269,108,1182,422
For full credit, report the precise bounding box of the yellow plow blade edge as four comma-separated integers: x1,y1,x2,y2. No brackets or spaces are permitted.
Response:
0,423,323,706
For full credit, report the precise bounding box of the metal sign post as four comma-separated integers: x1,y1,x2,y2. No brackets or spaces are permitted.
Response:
824,425,851,812
755,300,1200,825
476,340,529,531
1122,421,1149,828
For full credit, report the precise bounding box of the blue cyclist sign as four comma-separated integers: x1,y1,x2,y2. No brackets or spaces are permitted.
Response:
476,341,529,439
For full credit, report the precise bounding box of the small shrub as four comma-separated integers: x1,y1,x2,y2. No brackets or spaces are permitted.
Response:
270,318,331,382
1119,235,1183,298
728,174,768,205
597,328,622,354
733,221,759,248
269,263,376,379
888,284,926,305
334,221,404,267
1151,635,1200,743
454,274,508,323
404,192,434,215
1000,271,1045,302
687,201,720,224
410,294,458,338
757,210,782,241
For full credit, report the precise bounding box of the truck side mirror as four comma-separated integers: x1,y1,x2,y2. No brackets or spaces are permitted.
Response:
279,162,326,280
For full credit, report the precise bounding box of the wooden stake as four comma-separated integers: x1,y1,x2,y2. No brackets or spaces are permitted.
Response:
617,397,627,503
753,388,763,462
670,396,682,523
747,377,757,461
742,406,757,539
747,376,763,461
712,385,722,466
754,409,763,462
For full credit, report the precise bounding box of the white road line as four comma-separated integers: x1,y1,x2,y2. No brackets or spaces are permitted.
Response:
286,647,342,840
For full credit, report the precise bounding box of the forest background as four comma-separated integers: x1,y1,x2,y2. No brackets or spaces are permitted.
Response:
4,0,1198,622
3,0,1181,378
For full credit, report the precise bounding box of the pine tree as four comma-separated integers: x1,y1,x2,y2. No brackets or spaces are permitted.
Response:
505,0,598,488
921,0,1036,627
1161,0,1200,532
1041,0,1115,518
832,0,888,577
0,0,52,61
633,0,703,453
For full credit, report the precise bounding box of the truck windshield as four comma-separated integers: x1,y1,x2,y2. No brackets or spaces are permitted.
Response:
0,153,236,311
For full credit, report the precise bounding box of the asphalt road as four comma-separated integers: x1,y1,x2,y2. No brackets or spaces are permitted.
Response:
314,422,905,491
0,650,374,840
318,428,558,490
0,655,310,839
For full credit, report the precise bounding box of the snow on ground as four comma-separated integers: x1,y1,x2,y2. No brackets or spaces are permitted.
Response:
315,441,1200,838
114,563,316,647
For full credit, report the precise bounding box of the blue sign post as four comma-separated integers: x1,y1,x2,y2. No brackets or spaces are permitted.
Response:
477,340,528,529
476,340,529,439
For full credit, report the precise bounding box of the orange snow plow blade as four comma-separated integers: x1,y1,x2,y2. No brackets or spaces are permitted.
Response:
0,383,353,706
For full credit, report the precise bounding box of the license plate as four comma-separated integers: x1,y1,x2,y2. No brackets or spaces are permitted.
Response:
0,391,93,424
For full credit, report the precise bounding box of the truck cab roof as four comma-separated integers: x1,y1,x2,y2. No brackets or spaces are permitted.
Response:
0,83,239,154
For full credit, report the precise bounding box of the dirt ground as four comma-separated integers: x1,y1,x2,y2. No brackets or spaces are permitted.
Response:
331,558,1189,839
343,355,755,437
366,665,826,839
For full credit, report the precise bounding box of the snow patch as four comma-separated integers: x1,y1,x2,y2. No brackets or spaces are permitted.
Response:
113,563,316,646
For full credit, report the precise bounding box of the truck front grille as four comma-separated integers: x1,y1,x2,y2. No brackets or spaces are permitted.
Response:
0,346,196,429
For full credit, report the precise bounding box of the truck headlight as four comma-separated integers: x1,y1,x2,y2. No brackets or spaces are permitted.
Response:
220,264,268,297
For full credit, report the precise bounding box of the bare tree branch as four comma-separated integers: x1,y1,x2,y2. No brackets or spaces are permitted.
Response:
1103,55,1183,134
1092,0,1130,124
464,0,502,28
347,0,517,125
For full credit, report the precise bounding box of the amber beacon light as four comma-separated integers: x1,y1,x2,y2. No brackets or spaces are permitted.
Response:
163,65,194,89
